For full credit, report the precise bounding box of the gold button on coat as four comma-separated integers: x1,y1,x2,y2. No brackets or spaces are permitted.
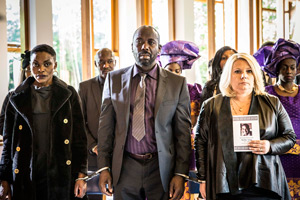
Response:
63,119,68,124
66,160,71,165
64,139,69,144
16,147,21,151
19,125,22,130
14,169,19,174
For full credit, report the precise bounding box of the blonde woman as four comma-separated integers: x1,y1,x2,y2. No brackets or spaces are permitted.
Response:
195,53,296,200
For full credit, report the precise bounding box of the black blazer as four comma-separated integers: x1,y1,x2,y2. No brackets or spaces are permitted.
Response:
195,93,296,200
78,76,104,170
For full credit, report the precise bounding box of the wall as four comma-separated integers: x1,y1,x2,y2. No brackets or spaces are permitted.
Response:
29,0,53,47
0,0,8,104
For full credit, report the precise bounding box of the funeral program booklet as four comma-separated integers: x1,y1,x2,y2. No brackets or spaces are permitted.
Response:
232,115,260,152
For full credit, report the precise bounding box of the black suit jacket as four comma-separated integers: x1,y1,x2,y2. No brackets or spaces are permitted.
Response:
78,76,104,170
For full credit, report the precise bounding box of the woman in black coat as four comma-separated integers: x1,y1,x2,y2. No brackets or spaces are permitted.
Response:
0,44,88,200
195,53,296,200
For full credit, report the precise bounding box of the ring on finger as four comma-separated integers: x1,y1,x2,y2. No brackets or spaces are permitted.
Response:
260,147,262,152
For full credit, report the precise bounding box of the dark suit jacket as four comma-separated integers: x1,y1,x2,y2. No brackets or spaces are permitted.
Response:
79,76,104,170
195,93,296,200
97,65,192,191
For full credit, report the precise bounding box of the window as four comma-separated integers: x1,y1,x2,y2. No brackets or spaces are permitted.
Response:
261,0,277,44
6,0,21,90
152,0,170,45
194,0,237,85
194,0,208,85
93,0,112,50
137,0,174,45
215,0,237,50
285,0,297,40
92,0,120,77
82,0,119,79
52,0,82,88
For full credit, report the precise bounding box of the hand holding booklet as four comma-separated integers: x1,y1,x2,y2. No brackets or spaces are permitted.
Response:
232,115,260,152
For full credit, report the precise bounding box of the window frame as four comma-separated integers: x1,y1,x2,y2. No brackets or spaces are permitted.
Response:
137,0,175,41
195,0,238,59
7,0,30,54
256,0,277,49
81,0,119,80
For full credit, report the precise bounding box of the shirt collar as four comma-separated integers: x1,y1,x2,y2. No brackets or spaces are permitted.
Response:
133,64,158,80
97,75,105,85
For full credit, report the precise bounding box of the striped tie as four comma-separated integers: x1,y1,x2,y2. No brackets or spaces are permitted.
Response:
132,73,146,142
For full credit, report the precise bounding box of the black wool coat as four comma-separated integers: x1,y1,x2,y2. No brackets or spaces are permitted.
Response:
0,76,88,200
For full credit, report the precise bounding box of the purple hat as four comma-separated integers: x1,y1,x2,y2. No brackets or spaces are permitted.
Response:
159,40,200,70
254,38,300,78
253,45,272,67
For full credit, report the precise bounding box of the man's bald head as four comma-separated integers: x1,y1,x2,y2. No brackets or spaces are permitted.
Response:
132,25,160,44
95,48,116,79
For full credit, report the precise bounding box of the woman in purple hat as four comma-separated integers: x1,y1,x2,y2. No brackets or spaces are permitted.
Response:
160,40,201,200
255,38,300,200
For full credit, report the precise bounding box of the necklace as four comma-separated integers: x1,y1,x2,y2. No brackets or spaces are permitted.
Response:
230,98,251,115
231,98,250,112
230,102,240,115
276,83,298,94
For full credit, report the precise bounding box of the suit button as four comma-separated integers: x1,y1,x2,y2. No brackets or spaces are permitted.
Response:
66,160,71,165
64,139,69,144
14,169,19,174
16,147,21,151
63,119,68,124
19,125,23,130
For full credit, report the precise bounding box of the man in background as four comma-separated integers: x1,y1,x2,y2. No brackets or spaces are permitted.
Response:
78,48,116,171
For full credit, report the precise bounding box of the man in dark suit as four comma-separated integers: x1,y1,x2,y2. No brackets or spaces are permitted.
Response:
97,25,191,200
78,48,116,171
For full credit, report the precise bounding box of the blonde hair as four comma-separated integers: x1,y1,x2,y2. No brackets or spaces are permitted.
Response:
219,53,265,97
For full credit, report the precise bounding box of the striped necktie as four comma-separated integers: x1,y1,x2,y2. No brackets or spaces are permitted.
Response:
132,73,146,142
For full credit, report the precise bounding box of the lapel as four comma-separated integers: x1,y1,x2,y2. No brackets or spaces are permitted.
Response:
217,96,240,195
217,92,258,195
154,67,167,118
10,78,35,131
91,76,103,116
248,92,259,115
121,66,134,131
50,77,72,117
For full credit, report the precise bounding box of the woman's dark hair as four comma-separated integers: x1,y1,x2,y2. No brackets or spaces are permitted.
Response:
261,41,275,48
201,46,237,105
31,44,56,61
211,46,237,81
